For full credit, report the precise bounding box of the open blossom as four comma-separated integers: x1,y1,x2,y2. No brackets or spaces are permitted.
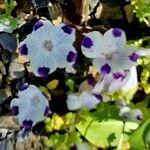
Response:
92,66,138,96
66,91,102,110
18,19,77,77
81,28,141,74
10,85,49,129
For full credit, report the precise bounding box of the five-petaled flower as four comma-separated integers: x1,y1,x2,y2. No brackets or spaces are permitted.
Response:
81,28,140,74
10,85,49,129
18,19,77,77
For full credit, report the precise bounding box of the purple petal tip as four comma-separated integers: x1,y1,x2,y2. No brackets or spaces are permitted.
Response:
33,21,44,31
93,94,103,101
136,114,143,121
100,63,111,74
61,25,73,34
87,77,97,86
22,120,33,129
113,72,125,80
129,52,139,62
112,28,123,37
44,106,49,116
19,44,28,55
67,51,77,63
11,106,19,116
82,36,93,48
38,67,50,77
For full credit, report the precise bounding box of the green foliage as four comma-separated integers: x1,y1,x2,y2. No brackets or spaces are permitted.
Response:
129,119,150,149
76,104,139,148
45,131,81,150
0,0,18,29
131,0,150,26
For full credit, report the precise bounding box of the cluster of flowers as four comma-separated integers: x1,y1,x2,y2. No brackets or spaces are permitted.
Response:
10,19,150,131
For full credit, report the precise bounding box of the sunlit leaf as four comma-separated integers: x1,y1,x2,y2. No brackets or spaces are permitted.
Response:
47,79,59,90
129,119,150,149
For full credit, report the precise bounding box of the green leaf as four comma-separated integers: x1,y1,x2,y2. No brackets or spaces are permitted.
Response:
47,79,59,90
76,116,138,148
65,79,75,92
129,119,150,149
45,132,81,149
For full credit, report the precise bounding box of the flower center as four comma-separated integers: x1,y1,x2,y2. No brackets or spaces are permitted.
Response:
102,51,118,60
31,96,40,106
43,40,53,52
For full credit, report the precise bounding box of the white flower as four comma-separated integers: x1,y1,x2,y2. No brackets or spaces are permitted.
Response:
18,19,77,77
81,28,140,74
66,91,102,110
10,85,49,129
92,66,138,96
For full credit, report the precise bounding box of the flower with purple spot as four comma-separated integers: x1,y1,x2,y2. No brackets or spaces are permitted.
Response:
18,19,77,77
11,106,19,116
10,85,49,128
82,36,93,48
81,28,146,73
92,66,138,96
66,91,101,110
22,120,33,129
61,25,73,34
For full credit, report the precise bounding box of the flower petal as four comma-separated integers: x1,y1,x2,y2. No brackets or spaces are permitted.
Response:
103,28,126,52
11,106,19,116
100,63,111,74
109,66,138,92
81,31,103,58
38,67,50,77
30,53,57,76
50,24,75,45
92,57,108,73
53,44,77,68
18,43,28,55
66,94,81,110
33,20,44,31
80,92,100,109
22,120,33,129
136,49,150,56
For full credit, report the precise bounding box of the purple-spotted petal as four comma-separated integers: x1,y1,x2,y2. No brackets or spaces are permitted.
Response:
44,106,49,116
22,120,33,129
87,76,97,86
93,94,103,101
112,28,122,37
82,36,93,48
33,21,44,31
61,25,73,34
67,51,77,63
113,72,125,80
136,114,143,121
81,31,103,58
11,106,19,116
103,28,126,51
129,52,139,62
38,67,50,77
100,63,111,74
18,44,28,55
18,84,28,91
